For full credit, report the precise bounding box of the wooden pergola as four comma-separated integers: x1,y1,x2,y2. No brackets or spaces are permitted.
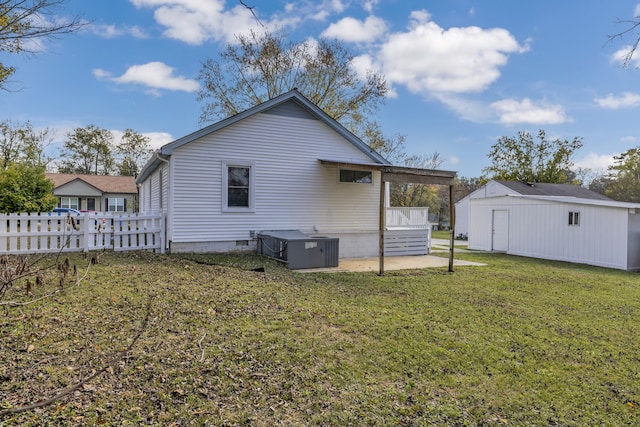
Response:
320,160,457,275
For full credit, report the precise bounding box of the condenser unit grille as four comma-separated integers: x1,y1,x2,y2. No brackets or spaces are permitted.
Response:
257,230,339,269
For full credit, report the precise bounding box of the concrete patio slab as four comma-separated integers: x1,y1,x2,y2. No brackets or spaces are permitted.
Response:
297,254,486,273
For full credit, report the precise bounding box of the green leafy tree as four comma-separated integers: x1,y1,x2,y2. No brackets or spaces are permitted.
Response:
431,176,482,230
58,125,115,175
0,120,56,212
482,130,583,183
0,162,56,212
588,174,611,196
197,30,388,150
602,147,640,202
390,152,444,208
0,119,53,168
116,129,152,176
0,0,85,90
453,176,483,202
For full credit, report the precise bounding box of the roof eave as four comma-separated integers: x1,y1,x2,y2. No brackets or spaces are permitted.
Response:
136,151,168,185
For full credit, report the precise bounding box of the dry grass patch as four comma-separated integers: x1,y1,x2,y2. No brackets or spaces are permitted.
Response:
0,250,639,426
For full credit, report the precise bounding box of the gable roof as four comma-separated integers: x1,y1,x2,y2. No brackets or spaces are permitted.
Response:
503,194,640,209
46,173,138,194
136,89,389,184
493,180,612,201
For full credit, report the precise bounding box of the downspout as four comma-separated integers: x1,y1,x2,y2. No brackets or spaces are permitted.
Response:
155,152,171,253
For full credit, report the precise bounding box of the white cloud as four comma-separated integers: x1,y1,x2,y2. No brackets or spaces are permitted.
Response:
329,0,348,14
433,94,494,122
144,131,175,149
594,92,640,109
94,62,199,94
621,135,638,144
635,3,640,17
363,0,379,14
90,23,148,39
130,0,258,44
92,68,111,79
490,98,570,125
378,9,528,95
129,0,375,45
321,15,388,43
574,152,614,171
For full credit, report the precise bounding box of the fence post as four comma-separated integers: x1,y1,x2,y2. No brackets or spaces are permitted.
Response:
82,212,90,252
159,213,165,254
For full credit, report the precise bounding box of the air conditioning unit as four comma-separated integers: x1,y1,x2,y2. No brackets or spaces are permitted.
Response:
257,230,339,269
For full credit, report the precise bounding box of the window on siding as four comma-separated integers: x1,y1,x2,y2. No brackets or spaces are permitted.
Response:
86,198,96,211
339,169,372,183
108,197,126,212
60,197,79,210
222,161,255,212
568,211,580,226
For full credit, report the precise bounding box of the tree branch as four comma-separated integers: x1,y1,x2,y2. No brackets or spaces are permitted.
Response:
238,0,263,27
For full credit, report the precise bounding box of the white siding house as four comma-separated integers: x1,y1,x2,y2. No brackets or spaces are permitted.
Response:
136,90,401,258
457,180,640,270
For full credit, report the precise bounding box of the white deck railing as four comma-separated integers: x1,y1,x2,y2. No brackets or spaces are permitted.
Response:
386,207,429,229
1,211,164,255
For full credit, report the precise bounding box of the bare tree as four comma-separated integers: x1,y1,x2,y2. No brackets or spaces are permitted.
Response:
607,10,640,68
0,0,86,90
197,30,387,143
390,152,444,208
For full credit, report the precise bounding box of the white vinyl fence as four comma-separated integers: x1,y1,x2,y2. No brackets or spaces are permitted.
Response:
1,212,165,255
386,207,429,229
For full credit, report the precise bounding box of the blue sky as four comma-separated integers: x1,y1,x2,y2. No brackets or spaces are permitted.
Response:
2,0,640,178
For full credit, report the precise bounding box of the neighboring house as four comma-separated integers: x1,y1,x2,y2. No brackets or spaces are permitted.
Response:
456,180,640,270
46,173,138,213
136,89,456,261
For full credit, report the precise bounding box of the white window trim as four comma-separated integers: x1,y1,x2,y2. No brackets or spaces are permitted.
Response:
222,160,256,213
568,211,580,226
108,197,126,212
60,197,79,210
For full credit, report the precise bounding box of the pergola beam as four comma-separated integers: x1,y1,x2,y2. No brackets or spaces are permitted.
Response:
379,168,456,276
319,159,457,275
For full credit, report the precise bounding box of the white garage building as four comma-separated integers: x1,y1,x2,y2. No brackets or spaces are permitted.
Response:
456,180,640,271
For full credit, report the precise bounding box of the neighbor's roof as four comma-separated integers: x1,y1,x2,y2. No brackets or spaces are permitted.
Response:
494,180,612,200
46,173,138,194
136,89,390,185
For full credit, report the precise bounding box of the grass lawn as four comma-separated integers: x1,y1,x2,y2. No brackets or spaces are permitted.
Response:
1,250,639,426
431,229,453,240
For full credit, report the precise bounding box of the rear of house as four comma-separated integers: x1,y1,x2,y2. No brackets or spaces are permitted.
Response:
136,90,392,258
468,195,640,271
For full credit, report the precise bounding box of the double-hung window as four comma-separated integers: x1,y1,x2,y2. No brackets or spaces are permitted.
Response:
222,161,255,212
60,197,79,210
108,197,126,212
